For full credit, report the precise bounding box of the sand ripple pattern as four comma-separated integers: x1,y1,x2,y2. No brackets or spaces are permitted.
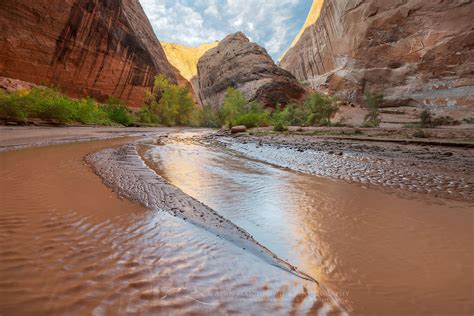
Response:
0,140,344,315
219,137,473,201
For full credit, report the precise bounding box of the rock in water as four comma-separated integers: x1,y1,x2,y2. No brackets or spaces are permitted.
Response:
196,32,306,109
0,0,177,107
280,0,474,115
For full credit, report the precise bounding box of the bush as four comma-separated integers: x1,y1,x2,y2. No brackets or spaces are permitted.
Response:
413,128,427,138
143,74,195,126
418,109,460,128
234,101,270,128
463,117,474,124
221,87,246,127
362,93,383,128
305,93,339,126
273,121,288,132
0,87,134,126
191,104,221,128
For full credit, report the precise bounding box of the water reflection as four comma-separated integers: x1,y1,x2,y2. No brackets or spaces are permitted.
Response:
144,133,473,315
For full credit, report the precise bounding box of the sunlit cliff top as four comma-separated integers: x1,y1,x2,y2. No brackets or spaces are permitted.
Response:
280,0,324,61
162,41,219,81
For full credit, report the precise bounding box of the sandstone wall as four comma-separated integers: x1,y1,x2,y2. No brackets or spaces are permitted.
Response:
196,32,305,108
280,0,474,115
0,0,177,107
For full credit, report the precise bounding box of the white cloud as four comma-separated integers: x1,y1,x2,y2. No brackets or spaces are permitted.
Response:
140,0,307,59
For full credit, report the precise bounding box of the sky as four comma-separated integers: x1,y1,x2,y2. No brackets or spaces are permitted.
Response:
139,0,312,61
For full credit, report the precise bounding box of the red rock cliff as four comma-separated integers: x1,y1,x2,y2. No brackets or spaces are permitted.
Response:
0,0,177,107
280,0,474,115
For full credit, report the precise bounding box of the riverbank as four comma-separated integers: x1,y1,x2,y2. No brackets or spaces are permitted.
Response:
0,126,180,152
205,127,474,202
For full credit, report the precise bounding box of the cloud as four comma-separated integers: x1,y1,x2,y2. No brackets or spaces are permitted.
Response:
140,0,311,60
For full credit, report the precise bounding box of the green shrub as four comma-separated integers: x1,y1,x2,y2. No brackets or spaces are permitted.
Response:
362,93,383,128
413,128,427,138
463,117,474,124
234,101,270,128
418,109,460,128
144,74,196,126
273,121,288,132
221,87,246,127
0,87,134,126
103,97,134,126
419,109,433,128
304,93,339,126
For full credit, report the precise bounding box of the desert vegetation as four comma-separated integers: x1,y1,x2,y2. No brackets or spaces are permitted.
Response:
0,88,135,126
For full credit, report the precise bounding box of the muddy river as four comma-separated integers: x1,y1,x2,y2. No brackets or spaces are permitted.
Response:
0,131,472,315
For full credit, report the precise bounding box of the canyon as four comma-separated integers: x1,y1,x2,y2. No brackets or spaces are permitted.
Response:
0,0,177,107
280,0,474,120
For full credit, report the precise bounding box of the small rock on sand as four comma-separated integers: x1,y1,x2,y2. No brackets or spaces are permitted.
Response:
231,126,247,134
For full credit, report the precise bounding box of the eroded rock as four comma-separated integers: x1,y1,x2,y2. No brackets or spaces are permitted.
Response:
0,0,177,107
196,32,306,108
280,0,474,119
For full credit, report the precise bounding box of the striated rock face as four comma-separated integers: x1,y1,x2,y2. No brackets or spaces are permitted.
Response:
0,0,177,107
281,0,325,60
280,0,474,115
196,32,306,108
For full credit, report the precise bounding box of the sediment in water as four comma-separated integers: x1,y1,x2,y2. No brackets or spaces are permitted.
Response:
86,142,319,283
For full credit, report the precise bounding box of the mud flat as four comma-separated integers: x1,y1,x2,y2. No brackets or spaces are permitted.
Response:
0,133,343,315
206,130,474,202
0,126,181,152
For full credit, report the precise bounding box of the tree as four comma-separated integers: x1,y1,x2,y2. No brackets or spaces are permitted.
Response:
304,93,339,126
363,93,383,128
221,87,245,127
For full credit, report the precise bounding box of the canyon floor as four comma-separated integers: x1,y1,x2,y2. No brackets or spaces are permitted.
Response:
0,126,473,315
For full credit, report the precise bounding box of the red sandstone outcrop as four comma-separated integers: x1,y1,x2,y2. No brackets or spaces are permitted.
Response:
280,0,474,116
196,32,306,108
0,0,177,107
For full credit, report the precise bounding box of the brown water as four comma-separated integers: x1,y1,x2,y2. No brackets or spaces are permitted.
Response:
143,132,474,315
0,133,472,315
0,139,342,315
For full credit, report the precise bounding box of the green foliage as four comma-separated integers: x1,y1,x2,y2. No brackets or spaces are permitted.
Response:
203,87,270,128
419,109,433,128
144,74,195,126
0,87,139,126
103,98,135,126
413,128,427,138
362,93,383,128
190,104,221,128
304,93,339,126
271,103,309,127
74,98,110,125
463,117,474,124
270,93,339,129
418,109,460,128
220,87,246,127
234,101,270,128
273,121,288,132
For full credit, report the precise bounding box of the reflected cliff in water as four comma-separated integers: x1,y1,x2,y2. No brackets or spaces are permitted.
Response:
143,132,473,315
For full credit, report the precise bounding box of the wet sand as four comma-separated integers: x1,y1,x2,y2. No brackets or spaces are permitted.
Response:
206,131,474,201
0,126,180,152
142,132,474,315
0,135,342,315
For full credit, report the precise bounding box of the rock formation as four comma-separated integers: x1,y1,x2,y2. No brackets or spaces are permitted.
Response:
196,32,306,108
280,0,474,116
162,42,219,82
0,0,177,107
